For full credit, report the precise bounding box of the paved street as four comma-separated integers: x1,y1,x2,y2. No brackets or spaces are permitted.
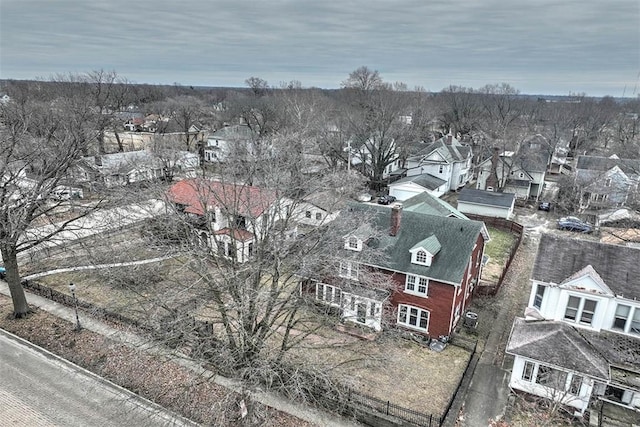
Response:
0,330,194,427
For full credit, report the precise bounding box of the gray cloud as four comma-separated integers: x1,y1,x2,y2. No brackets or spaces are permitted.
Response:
1,0,638,95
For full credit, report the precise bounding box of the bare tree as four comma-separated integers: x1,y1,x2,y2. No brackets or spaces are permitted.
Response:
0,94,99,317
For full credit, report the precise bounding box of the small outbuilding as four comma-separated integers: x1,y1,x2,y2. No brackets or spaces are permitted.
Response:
456,189,516,219
389,174,448,200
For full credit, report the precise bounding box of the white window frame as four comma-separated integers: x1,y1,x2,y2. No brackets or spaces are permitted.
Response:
405,274,428,297
315,283,342,307
397,304,429,332
410,249,433,266
345,236,361,251
339,261,359,280
563,295,598,326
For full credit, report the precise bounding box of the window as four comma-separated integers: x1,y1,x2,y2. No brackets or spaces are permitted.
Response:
564,296,579,321
339,261,359,280
405,275,428,296
569,375,583,395
248,242,254,258
612,304,630,330
438,165,444,174
398,304,429,332
305,210,312,218
581,299,597,324
631,309,640,335
522,361,535,381
536,365,567,389
316,283,341,306
564,296,598,325
348,236,359,250
533,284,546,310
416,250,427,264
519,172,525,179
315,212,322,220
605,178,612,187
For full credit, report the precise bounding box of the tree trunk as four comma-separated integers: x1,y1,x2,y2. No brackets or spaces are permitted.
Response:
1,245,29,317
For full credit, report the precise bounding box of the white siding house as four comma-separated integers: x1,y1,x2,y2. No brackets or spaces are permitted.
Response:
506,234,640,419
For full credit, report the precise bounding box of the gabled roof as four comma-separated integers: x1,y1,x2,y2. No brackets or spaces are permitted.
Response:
390,173,447,190
576,155,640,176
403,192,468,219
208,124,256,141
532,234,640,300
411,235,441,255
407,138,471,164
457,188,515,208
343,203,484,284
506,318,610,379
167,178,277,218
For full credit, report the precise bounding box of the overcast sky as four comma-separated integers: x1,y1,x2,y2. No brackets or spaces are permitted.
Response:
1,0,638,97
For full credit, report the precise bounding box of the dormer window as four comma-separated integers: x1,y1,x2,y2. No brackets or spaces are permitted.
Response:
409,235,441,266
345,235,362,251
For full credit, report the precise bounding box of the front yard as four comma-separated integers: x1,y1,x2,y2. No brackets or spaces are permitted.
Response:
22,228,471,421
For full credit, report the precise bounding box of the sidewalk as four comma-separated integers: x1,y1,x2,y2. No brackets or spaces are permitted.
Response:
0,281,360,427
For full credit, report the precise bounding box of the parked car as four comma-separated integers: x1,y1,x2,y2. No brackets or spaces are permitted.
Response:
557,216,593,233
0,266,5,280
377,195,397,205
538,202,551,211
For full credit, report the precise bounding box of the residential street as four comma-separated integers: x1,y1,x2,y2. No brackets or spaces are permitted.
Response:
0,329,195,427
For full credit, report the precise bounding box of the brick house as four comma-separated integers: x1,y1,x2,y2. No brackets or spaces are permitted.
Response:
303,203,488,338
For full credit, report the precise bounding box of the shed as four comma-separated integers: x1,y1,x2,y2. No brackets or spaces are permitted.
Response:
389,173,448,200
456,189,516,219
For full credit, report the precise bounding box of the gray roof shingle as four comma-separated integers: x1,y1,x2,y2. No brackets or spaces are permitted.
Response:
343,203,484,284
533,234,640,300
457,188,516,208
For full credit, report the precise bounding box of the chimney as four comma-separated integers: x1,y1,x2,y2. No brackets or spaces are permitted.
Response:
486,147,500,191
390,204,402,236
94,155,102,166
447,134,453,144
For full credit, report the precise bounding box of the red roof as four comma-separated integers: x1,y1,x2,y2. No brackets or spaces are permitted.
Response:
214,228,254,242
167,179,277,218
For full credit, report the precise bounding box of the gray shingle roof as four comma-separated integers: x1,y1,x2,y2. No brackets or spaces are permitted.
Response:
391,173,447,190
457,188,515,208
506,318,610,379
576,155,640,175
402,192,468,218
344,203,484,284
533,234,640,300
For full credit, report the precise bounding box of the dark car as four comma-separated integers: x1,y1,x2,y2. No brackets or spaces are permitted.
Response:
377,195,397,205
538,202,551,211
557,216,593,233
0,267,5,280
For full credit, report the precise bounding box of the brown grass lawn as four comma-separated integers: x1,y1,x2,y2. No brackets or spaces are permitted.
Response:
22,230,471,420
482,226,518,281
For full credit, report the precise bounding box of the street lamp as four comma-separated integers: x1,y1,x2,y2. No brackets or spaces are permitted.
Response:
68,282,81,331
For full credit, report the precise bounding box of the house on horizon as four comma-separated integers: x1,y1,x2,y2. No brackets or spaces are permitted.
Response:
506,233,640,420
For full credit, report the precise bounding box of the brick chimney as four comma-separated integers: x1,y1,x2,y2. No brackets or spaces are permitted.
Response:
485,147,500,191
390,204,402,236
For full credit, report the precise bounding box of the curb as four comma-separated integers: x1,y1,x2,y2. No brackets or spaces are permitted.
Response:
0,327,200,427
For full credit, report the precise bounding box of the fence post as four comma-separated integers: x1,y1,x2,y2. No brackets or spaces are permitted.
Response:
386,400,390,415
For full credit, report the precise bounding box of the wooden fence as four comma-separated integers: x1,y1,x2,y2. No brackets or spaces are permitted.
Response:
464,214,524,296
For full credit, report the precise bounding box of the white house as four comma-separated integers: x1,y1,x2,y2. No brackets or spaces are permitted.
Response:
456,188,516,219
476,139,549,200
203,124,257,163
575,155,640,211
403,134,473,191
506,234,640,420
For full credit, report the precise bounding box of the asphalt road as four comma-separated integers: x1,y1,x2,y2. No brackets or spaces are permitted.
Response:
0,330,195,427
